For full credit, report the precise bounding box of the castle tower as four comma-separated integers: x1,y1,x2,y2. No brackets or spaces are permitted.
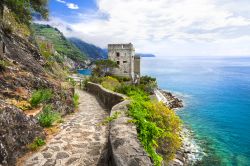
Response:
108,43,135,79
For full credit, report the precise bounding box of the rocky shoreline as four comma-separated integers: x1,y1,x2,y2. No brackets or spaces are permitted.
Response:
157,89,204,166
158,89,184,109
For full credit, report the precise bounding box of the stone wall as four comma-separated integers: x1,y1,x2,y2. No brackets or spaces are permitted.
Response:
86,82,153,166
86,82,125,110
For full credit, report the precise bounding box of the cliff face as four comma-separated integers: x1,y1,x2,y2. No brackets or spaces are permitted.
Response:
0,26,74,165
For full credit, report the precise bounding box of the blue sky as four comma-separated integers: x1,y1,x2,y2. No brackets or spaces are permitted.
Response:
49,0,98,23
42,0,250,56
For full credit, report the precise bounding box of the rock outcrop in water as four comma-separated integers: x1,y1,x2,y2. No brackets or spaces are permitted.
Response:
159,89,183,109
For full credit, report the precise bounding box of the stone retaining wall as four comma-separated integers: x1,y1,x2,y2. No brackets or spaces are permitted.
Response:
86,82,152,166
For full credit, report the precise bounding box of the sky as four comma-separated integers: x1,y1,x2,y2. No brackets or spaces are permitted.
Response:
42,0,250,57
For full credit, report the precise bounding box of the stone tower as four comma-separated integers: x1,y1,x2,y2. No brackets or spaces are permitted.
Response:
108,43,140,83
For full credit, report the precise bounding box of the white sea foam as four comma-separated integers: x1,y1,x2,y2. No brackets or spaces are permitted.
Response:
180,127,206,164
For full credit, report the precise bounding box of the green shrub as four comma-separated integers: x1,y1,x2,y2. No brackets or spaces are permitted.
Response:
117,84,182,165
2,21,13,34
38,105,60,127
111,75,131,82
101,76,121,91
73,93,79,108
29,89,53,107
67,78,76,87
139,75,158,94
89,76,103,84
140,75,156,85
28,137,46,151
101,111,121,125
38,42,53,59
0,60,8,71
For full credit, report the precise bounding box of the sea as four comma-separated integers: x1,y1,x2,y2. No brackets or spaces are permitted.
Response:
141,56,250,166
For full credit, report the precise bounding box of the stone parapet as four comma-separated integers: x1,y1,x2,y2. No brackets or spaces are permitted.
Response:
86,82,153,166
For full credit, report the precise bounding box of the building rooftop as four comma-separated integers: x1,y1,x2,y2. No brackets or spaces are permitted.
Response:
108,43,134,50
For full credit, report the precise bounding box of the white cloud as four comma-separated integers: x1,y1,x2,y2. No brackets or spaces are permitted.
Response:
55,0,79,10
51,0,250,56
56,0,66,4
66,3,79,10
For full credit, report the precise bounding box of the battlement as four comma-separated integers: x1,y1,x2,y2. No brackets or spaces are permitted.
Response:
108,43,134,50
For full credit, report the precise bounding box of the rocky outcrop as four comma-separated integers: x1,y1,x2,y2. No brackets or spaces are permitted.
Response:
0,100,44,166
159,89,183,109
0,25,75,165
86,82,153,166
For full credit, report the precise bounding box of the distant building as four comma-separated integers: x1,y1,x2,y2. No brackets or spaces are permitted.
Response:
108,43,140,83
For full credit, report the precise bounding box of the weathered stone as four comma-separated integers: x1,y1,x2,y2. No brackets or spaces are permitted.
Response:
42,152,52,159
50,146,60,151
0,101,44,166
43,159,56,166
87,147,100,156
65,157,78,165
56,152,69,159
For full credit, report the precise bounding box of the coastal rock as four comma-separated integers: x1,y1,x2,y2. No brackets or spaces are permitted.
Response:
159,90,183,109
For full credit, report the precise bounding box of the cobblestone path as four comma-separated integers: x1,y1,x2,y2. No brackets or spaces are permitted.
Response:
23,89,109,166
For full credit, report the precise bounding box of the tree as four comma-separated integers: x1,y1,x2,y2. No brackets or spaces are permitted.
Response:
1,0,48,25
92,59,118,77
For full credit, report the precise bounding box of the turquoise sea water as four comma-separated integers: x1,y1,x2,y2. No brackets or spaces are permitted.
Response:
141,56,250,166
78,69,92,75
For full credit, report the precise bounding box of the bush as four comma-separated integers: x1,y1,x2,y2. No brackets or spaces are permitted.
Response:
89,76,103,84
139,75,157,94
28,137,46,151
67,78,76,87
9,100,31,111
73,93,79,108
101,76,121,91
111,75,131,82
38,105,60,127
29,89,53,107
0,60,7,71
2,21,13,34
116,84,182,165
140,75,156,85
38,42,53,59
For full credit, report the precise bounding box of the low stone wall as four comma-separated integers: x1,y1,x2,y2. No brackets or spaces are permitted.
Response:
86,82,152,166
86,82,125,110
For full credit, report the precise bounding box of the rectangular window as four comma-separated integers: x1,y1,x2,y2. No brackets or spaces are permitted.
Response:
116,52,120,57
123,61,127,63
117,61,120,65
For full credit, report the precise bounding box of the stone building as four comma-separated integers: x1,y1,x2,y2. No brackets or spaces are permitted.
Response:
108,43,140,83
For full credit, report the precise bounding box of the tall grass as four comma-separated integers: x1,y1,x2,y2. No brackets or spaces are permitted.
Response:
38,105,60,127
73,93,79,108
29,89,53,107
28,137,46,151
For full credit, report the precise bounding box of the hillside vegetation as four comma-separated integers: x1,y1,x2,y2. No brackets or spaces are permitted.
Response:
69,37,107,60
32,24,87,62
